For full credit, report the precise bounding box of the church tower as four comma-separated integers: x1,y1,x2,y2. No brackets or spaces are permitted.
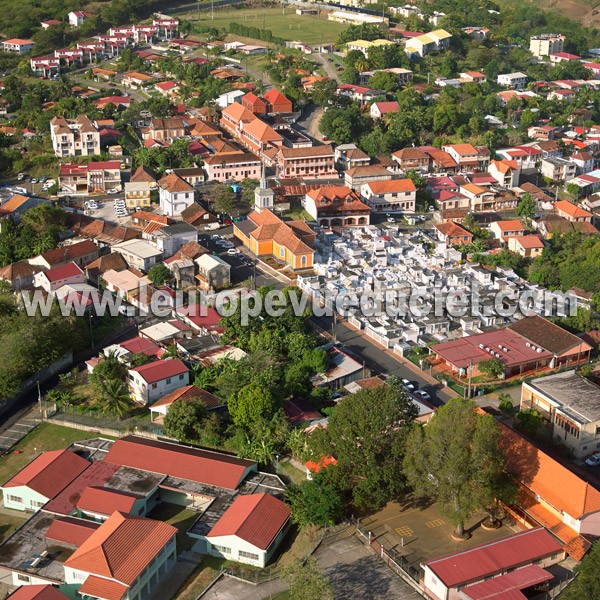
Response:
254,164,274,213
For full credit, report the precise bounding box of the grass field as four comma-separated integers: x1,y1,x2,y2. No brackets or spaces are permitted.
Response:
0,422,105,488
189,7,347,44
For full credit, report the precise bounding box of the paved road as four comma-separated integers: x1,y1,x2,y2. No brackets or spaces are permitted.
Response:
69,75,149,103
297,104,324,140
314,52,341,83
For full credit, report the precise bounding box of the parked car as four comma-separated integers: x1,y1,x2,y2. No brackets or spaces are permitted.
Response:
31,178,38,184
39,176,48,183
413,390,431,401
401,378,415,392
107,188,120,195
226,248,240,255
586,453,600,467
211,234,222,240
387,217,395,223
17,173,25,181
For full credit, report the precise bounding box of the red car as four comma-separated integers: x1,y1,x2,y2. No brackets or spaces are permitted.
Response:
224,218,233,226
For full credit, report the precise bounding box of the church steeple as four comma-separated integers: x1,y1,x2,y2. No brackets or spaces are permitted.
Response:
254,164,274,213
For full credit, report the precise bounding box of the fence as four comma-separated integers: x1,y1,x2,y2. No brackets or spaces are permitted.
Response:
49,415,166,441
354,520,429,598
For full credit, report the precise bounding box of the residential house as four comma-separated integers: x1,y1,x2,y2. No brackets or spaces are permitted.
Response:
460,183,496,212
124,181,152,209
521,371,600,458
490,219,526,241
50,115,100,158
550,51,581,63
489,159,520,187
359,68,412,86
360,178,417,213
344,165,392,190
442,144,491,170
336,84,385,105
68,10,93,26
370,101,399,120
2,39,34,54
205,494,291,567
497,72,528,89
7,585,70,600
173,166,205,187
58,161,122,195
0,261,42,290
158,172,195,216
180,203,217,229
435,221,473,246
204,152,262,183
122,71,154,89
142,117,188,142
422,528,564,600
459,71,486,83
30,55,60,77
29,240,99,270
346,39,395,58
541,157,577,181
276,145,337,179
392,148,429,172
262,89,293,114
112,239,163,271
528,125,557,140
530,34,565,58
1,449,89,511
404,29,452,58
149,222,198,257
554,199,592,222
571,152,595,174
312,344,364,389
195,254,231,290
508,235,544,257
63,511,177,600
85,253,128,285
216,89,245,109
33,262,86,293
242,92,268,116
303,186,371,227
149,385,222,421
128,358,190,404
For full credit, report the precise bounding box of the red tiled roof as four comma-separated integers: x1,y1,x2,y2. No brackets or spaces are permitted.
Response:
436,221,472,239
45,516,101,547
119,336,164,358
364,179,416,194
77,486,138,515
78,576,128,600
2,449,89,499
422,528,562,588
65,511,176,586
35,240,98,267
555,200,592,219
151,385,222,409
494,219,525,233
104,435,255,489
42,262,84,283
461,564,553,600
44,461,120,515
208,493,291,549
7,585,71,600
130,358,188,384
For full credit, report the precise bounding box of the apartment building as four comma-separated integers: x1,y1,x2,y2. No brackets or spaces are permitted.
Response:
360,178,417,213
204,152,262,182
530,33,565,57
276,145,337,179
497,72,528,89
2,39,34,54
50,115,100,158
58,161,121,195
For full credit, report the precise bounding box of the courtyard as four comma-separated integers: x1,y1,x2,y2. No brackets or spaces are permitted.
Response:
359,497,519,574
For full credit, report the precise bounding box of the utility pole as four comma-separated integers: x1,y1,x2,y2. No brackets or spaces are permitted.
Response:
37,380,42,414
467,359,473,398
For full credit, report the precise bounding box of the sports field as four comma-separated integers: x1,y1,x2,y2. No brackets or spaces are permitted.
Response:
190,7,347,44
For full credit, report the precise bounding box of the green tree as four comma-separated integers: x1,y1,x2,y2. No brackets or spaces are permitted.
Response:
403,398,509,537
310,386,417,511
283,557,334,600
515,193,537,222
285,471,344,528
566,183,580,198
228,383,277,428
561,540,600,600
478,358,504,379
164,397,208,442
213,183,238,214
129,352,150,367
515,408,543,438
311,78,339,107
147,264,171,286
96,379,134,420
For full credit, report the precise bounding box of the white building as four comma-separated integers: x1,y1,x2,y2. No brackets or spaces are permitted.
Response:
128,358,190,404
1,449,89,512
2,38,34,54
497,72,528,89
159,172,195,216
33,262,86,293
360,179,417,213
50,115,101,158
148,222,198,257
202,493,291,567
112,239,163,272
68,10,94,27
216,89,245,109
529,34,565,58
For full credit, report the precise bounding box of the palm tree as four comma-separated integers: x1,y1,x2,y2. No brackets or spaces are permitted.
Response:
97,379,134,420
354,57,371,73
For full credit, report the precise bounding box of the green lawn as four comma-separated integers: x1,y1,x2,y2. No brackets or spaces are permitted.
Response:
176,555,226,600
0,512,26,543
188,7,347,44
0,423,100,487
147,503,199,552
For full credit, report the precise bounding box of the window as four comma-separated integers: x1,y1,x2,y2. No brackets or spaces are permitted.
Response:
239,550,259,561
166,377,171,385
31,500,45,509
279,247,285,258
179,374,184,380
6,495,22,504
17,574,30,583
151,383,158,390
213,545,231,554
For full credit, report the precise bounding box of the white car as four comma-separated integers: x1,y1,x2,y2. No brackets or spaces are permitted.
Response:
211,234,221,240
413,390,431,401
585,453,600,467
402,378,415,392
107,188,120,195
17,173,25,181
226,248,240,255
